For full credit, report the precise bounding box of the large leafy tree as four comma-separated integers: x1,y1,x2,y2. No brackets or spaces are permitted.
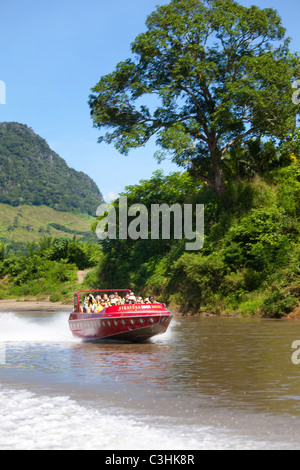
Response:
89,0,300,195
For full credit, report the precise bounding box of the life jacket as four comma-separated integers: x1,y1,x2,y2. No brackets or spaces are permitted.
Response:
94,304,104,313
85,296,95,307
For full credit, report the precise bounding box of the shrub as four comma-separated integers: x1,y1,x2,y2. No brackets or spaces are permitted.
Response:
260,292,298,318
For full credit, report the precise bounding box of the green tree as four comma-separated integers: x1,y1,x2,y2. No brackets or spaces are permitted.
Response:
38,236,98,270
89,0,300,195
92,171,202,288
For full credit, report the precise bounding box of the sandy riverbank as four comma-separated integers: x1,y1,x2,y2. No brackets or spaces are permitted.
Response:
0,299,72,312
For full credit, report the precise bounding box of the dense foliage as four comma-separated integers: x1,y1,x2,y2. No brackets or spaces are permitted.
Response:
93,157,300,318
0,122,104,215
0,236,101,301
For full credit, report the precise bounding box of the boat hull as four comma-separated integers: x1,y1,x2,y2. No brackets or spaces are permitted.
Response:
68,305,172,343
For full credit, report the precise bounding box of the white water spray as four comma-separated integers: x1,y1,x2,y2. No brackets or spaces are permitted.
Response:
0,312,77,343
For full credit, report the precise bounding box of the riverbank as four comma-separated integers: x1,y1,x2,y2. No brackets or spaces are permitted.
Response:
0,298,299,319
169,303,300,320
0,299,71,312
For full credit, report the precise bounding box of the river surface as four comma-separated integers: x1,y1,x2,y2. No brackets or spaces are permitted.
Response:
0,310,300,450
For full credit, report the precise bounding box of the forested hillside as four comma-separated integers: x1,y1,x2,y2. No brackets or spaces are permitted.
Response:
88,0,300,318
93,163,300,318
0,122,103,215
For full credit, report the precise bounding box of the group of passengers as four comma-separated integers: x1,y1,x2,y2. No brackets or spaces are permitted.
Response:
83,291,158,313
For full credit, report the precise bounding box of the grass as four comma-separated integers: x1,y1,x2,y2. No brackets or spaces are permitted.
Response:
0,203,95,244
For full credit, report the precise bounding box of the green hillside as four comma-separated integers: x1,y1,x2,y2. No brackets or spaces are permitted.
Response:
0,122,104,215
93,163,300,318
0,203,96,248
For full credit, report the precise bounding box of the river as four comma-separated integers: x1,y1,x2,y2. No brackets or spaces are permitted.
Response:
0,310,300,450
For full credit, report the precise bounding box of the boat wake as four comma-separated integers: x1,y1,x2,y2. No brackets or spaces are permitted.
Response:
0,385,283,450
0,311,177,344
0,312,78,344
150,316,179,343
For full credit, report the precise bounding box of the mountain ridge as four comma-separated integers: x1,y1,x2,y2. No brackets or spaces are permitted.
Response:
0,122,104,215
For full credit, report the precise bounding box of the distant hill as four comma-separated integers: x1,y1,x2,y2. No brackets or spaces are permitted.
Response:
0,122,104,215
0,203,96,249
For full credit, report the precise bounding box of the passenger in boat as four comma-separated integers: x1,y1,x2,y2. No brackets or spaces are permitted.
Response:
148,295,166,307
92,295,102,313
109,294,119,306
136,296,143,304
149,295,159,304
114,292,121,304
123,293,130,304
94,299,106,313
128,291,136,304
101,293,110,307
84,293,96,313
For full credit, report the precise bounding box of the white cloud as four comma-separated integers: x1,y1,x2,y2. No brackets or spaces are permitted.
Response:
104,191,117,203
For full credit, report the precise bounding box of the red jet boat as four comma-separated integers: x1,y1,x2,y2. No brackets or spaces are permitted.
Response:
68,290,173,342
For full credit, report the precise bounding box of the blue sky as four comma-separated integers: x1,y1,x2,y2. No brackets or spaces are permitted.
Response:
0,0,299,206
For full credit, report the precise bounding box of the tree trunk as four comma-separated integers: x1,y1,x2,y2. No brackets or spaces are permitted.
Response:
212,164,226,195
190,149,226,195
207,141,226,195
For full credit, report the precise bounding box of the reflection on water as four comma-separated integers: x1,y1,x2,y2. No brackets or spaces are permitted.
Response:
1,313,300,418
63,317,300,417
169,318,300,415
70,341,172,384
